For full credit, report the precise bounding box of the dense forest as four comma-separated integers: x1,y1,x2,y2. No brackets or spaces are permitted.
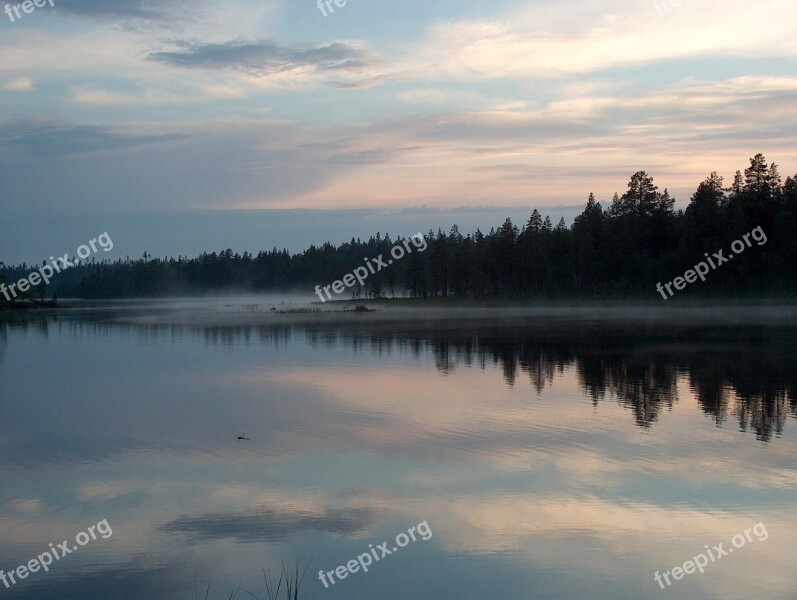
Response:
2,153,797,301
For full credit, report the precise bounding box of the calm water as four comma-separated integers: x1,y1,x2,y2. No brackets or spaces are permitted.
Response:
1,302,796,599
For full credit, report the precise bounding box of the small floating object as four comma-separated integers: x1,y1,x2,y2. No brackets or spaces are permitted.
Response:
237,434,250,441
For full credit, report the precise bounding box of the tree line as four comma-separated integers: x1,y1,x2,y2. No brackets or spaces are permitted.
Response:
2,153,796,301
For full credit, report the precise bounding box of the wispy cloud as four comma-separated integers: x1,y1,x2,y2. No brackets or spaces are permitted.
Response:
148,39,381,78
0,120,184,156
404,0,797,80
53,0,185,22
3,78,34,92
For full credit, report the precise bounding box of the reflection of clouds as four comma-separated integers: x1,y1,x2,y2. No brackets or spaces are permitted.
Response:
4,314,795,443
0,485,387,557
0,432,144,469
3,313,796,488
79,481,147,501
268,367,797,493
301,318,797,439
420,493,772,551
411,493,797,596
2,313,797,598
159,488,388,543
6,498,42,514
161,504,375,542
4,558,188,600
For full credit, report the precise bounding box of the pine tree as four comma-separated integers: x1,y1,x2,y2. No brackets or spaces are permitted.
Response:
744,153,769,201
690,172,725,209
611,172,663,218
686,172,725,250
768,162,783,203
525,209,543,235
729,170,744,202
784,175,797,205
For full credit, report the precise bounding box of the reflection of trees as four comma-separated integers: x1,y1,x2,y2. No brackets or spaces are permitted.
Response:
728,360,795,441
604,361,678,428
313,320,794,437
480,337,567,391
685,332,797,441
736,391,789,442
2,313,796,441
689,368,732,426
576,356,679,427
431,338,461,375
322,320,795,439
0,320,7,365
0,313,53,365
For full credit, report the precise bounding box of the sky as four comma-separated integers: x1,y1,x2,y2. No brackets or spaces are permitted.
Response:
1,0,797,263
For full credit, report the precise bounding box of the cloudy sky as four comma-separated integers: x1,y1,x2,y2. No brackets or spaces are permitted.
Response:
1,0,796,262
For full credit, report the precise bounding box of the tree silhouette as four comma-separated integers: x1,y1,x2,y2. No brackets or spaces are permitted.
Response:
13,153,793,302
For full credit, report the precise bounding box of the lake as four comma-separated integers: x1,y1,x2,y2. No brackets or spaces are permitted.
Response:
1,301,796,599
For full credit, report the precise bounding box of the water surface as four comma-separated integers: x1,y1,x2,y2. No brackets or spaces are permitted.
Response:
1,302,795,599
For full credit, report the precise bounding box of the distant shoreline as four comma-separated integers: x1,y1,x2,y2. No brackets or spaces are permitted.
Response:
0,299,58,311
316,295,797,308
5,294,797,312
5,297,797,330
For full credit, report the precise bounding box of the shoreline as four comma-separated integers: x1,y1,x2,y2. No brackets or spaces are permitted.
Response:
4,297,797,328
